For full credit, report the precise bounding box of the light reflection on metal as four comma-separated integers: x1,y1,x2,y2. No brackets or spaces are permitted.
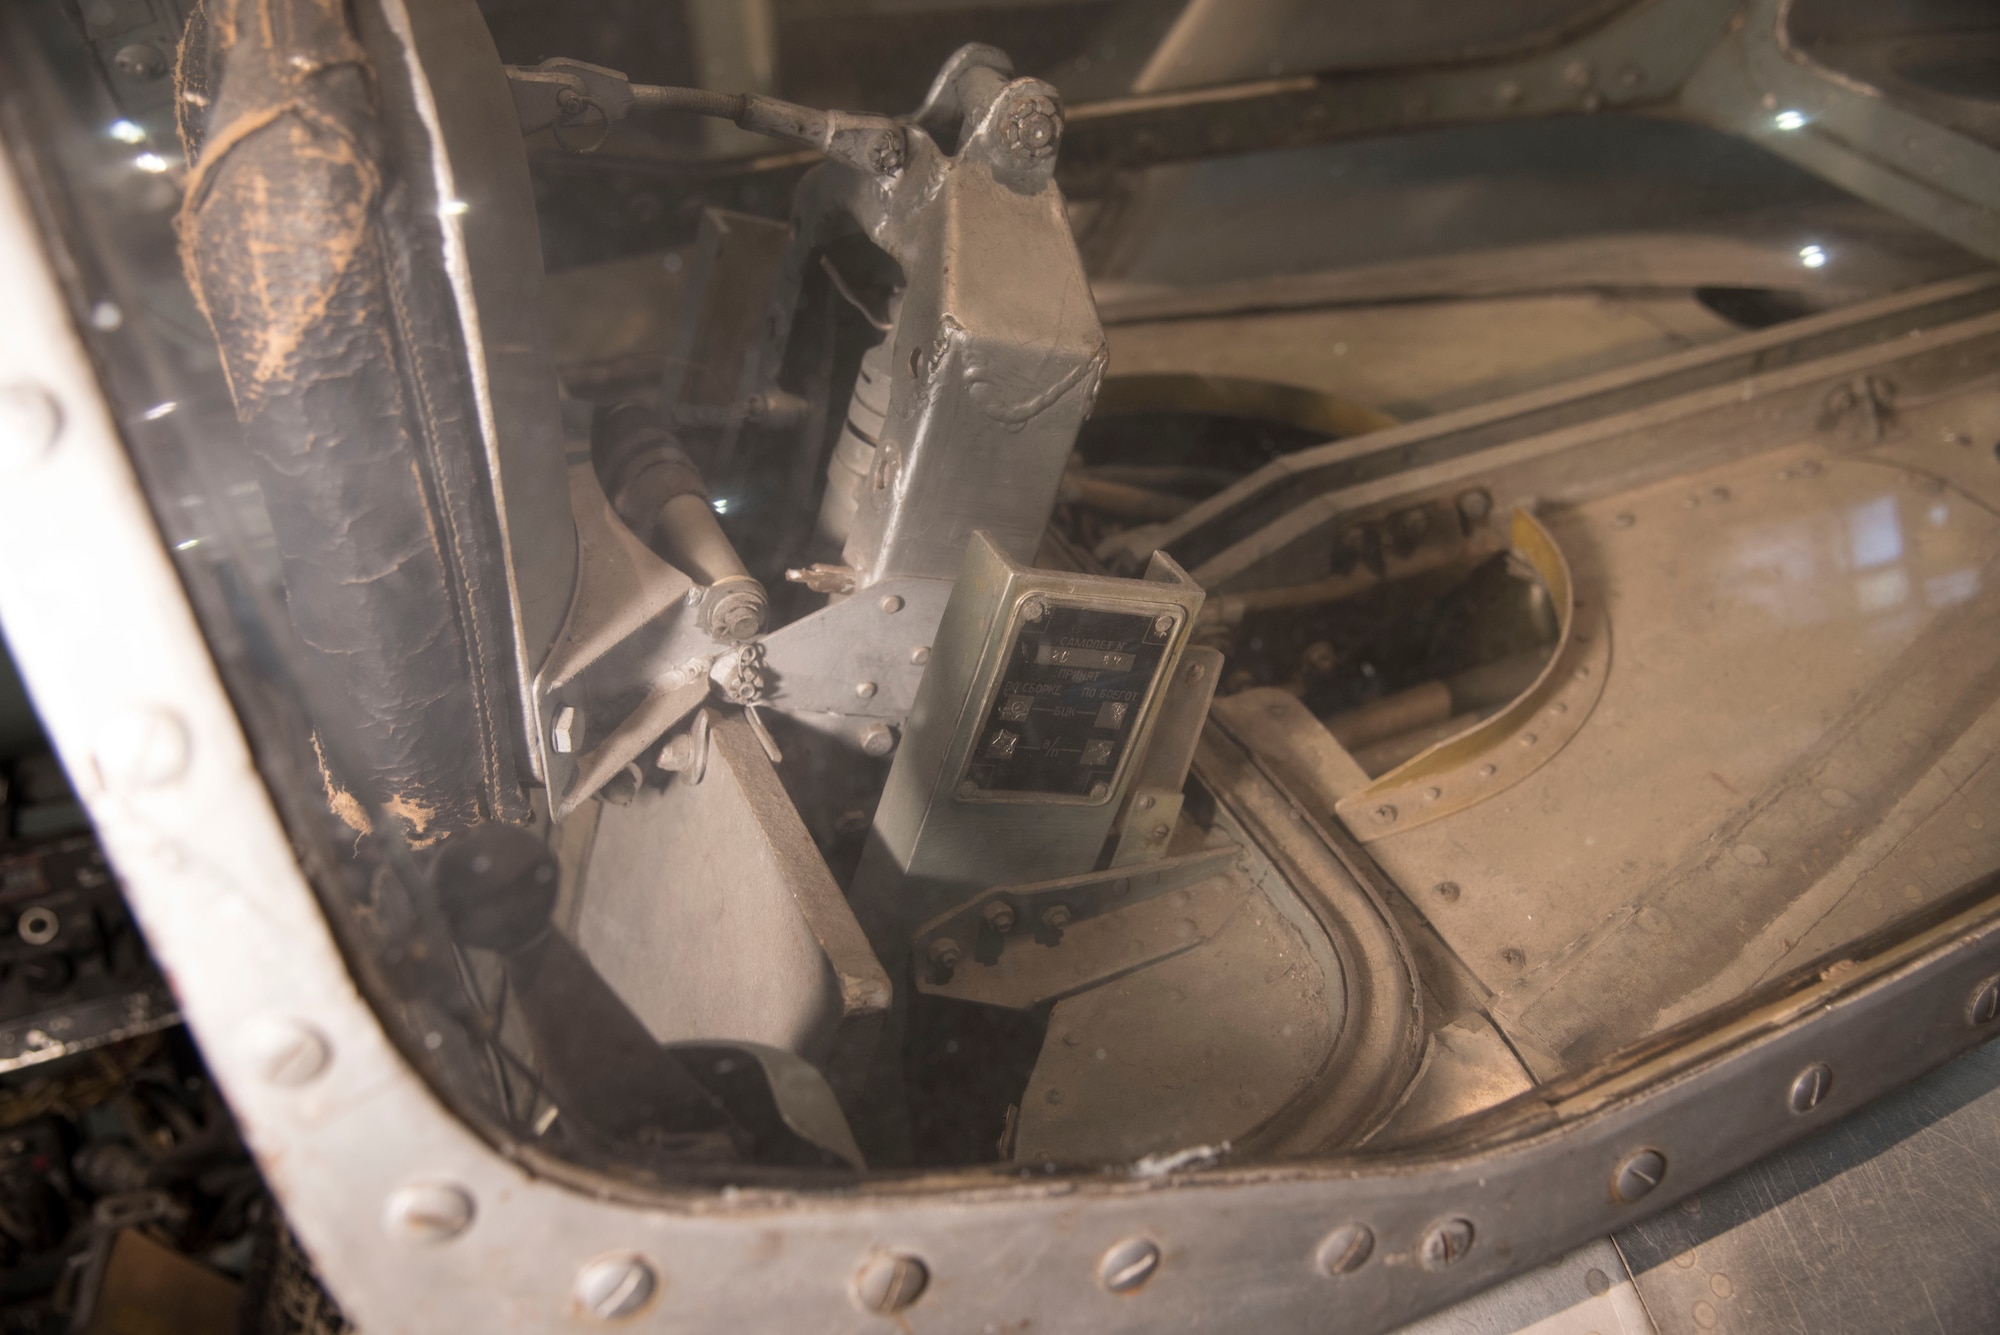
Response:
108,118,146,143
1773,109,1807,131
133,152,168,173
1800,243,1828,268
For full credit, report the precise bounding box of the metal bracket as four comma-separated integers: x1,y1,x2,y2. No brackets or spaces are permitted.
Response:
911,846,1245,1010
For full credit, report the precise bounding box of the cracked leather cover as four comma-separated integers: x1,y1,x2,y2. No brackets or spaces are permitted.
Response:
176,0,531,841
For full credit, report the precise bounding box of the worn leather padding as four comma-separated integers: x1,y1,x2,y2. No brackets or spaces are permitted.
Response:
177,0,529,839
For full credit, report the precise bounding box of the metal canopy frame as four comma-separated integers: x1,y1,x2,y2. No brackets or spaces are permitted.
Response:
5,1,2000,1331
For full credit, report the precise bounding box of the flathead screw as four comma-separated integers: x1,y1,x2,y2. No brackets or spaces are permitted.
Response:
1789,1063,1833,1114
852,1251,928,1315
1097,1237,1160,1293
575,1253,658,1320
1613,1149,1667,1203
1418,1218,1475,1269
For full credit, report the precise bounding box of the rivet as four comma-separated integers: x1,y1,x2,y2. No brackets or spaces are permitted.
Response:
1970,976,2000,1025
1183,661,1206,683
383,1182,474,1244
1434,881,1461,903
1789,1063,1833,1113
1315,1223,1374,1275
241,1016,330,1087
1613,1148,1667,1203
1371,804,1398,825
1501,946,1526,968
1418,1218,1474,1269
0,382,62,473
880,594,904,614
852,1251,928,1315
1136,794,1156,811
911,646,932,666
855,680,878,699
1097,1237,1161,1293
1149,822,1171,842
91,704,191,790
576,1253,659,1320
860,723,896,757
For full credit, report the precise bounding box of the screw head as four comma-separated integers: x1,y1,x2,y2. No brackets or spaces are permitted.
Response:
1971,976,2000,1025
383,1182,474,1244
1183,661,1206,683
860,722,896,757
91,704,190,790
852,1251,928,1315
240,1016,331,1087
0,383,61,473
1789,1062,1833,1114
1315,1222,1374,1275
1089,781,1110,801
1152,613,1176,639
1613,1149,1667,1203
1149,822,1171,843
1371,804,1398,825
1434,881,1461,903
1418,1218,1475,1269
1021,597,1046,623
1097,1237,1160,1293
982,900,1016,933
112,40,169,79
575,1253,658,1320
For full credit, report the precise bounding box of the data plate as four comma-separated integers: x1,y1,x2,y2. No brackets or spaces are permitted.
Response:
960,601,1178,800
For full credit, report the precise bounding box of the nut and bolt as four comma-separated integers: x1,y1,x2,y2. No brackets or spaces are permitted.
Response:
550,705,580,755
241,1016,331,1087
712,592,765,642
575,1253,658,1320
1612,1148,1667,1203
927,938,963,971
982,900,1017,933
860,723,896,757
0,382,62,473
1418,1218,1475,1269
1002,94,1061,162
1041,904,1073,931
1971,976,2000,1025
1096,1237,1161,1293
1315,1223,1374,1276
1789,1062,1833,1113
383,1181,475,1244
852,1251,928,1315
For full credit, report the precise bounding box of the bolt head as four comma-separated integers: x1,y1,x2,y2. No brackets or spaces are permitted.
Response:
1097,1237,1160,1293
551,705,579,754
383,1182,474,1244
0,383,61,473
1315,1222,1374,1276
1418,1218,1475,1270
1789,1062,1833,1113
1612,1148,1667,1203
575,1253,658,1320
241,1016,330,1087
852,1250,928,1315
860,723,896,757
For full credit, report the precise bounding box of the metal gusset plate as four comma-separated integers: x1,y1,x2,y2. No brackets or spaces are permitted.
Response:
912,846,1245,1010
